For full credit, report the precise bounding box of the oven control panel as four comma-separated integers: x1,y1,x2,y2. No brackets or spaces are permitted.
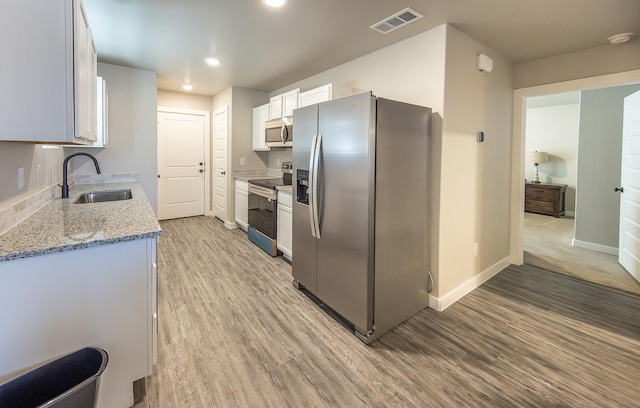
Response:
281,161,293,173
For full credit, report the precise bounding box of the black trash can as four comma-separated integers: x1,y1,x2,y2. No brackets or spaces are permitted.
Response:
0,347,108,408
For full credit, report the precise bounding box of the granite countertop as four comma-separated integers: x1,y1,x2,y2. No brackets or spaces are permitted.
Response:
0,183,161,262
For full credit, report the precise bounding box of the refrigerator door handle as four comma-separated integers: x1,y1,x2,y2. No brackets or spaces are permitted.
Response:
312,134,322,239
309,133,318,238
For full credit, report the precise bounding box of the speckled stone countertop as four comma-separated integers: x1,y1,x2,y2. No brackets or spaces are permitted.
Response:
0,183,161,262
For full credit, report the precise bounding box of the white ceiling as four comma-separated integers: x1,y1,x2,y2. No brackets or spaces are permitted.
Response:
83,0,640,96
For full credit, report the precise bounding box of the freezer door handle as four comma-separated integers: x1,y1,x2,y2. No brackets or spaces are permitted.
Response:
309,134,318,238
312,134,322,239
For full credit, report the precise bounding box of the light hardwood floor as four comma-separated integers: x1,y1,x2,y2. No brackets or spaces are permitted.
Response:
142,216,640,407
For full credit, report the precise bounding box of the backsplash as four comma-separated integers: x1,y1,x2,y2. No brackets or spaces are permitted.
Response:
0,184,59,236
0,173,140,236
74,173,139,184
233,168,284,178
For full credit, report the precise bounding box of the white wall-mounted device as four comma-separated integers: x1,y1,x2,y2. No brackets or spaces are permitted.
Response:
476,53,493,73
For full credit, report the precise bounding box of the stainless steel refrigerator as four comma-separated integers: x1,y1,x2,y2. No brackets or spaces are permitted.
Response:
292,91,431,344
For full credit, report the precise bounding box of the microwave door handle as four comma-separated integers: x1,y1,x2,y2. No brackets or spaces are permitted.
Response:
312,134,322,239
308,134,318,238
281,125,286,144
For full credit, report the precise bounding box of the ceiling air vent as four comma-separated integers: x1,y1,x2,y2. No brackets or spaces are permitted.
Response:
370,7,423,34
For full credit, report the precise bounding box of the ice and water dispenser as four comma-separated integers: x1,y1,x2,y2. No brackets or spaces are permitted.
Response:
296,170,309,205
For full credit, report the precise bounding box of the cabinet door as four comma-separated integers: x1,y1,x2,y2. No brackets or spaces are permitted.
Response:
0,0,97,144
94,77,108,147
76,1,97,142
269,95,283,120
299,84,333,108
282,89,300,117
235,180,249,230
277,192,293,259
252,104,270,151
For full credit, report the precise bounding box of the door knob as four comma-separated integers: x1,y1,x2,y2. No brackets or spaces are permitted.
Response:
199,169,204,173
199,162,204,166
221,171,226,175
614,187,624,193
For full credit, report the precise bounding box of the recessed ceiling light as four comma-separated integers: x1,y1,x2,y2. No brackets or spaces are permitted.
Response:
182,84,193,91
263,0,286,7
205,57,221,66
607,32,633,44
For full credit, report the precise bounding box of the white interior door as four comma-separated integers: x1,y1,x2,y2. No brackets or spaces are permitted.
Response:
619,90,640,283
158,111,206,220
213,107,228,222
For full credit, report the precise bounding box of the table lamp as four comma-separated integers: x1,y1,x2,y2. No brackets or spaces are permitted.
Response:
527,151,548,183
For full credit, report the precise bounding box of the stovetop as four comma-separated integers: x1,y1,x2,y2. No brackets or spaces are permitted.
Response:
249,178,291,189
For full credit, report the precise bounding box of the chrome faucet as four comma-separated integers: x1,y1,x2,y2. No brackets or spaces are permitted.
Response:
62,152,101,198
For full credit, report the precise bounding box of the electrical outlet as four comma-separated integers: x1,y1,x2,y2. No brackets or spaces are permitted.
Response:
17,168,24,190
240,157,246,166
474,242,479,256
36,165,41,185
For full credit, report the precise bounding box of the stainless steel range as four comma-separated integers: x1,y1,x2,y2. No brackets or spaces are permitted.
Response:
247,162,292,256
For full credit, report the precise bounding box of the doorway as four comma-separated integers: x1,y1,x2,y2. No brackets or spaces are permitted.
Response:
157,107,211,220
511,70,640,294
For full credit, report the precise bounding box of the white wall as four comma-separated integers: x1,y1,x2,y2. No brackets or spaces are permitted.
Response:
514,42,640,89
0,144,65,211
438,26,513,299
73,63,158,213
525,103,580,213
157,90,213,112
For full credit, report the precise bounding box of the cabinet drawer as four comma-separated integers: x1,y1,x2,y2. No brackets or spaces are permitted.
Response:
525,200,555,214
526,187,556,200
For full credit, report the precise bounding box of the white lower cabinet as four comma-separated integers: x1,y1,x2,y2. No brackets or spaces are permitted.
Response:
235,180,249,230
277,190,292,260
0,238,157,408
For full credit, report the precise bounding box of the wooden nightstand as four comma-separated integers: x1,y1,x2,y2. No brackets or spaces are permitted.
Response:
525,183,567,218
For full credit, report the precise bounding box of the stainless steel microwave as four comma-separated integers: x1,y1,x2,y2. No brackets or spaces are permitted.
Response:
265,119,293,147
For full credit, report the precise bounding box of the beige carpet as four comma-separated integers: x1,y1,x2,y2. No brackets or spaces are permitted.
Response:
524,212,640,296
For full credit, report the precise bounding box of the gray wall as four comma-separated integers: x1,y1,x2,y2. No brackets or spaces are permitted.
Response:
575,83,640,249
73,63,158,213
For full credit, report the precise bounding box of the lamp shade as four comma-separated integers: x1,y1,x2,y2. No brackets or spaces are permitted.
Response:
527,151,548,164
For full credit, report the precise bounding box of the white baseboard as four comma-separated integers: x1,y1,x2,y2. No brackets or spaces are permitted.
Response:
225,221,237,230
428,256,511,312
572,239,618,256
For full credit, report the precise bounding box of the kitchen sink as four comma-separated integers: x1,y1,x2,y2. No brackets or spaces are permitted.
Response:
73,189,132,204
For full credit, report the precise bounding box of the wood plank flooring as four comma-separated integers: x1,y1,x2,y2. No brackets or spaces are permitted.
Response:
142,216,640,407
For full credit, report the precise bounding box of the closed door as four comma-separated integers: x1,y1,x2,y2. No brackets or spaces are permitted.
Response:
619,90,640,283
157,111,206,220
213,107,228,222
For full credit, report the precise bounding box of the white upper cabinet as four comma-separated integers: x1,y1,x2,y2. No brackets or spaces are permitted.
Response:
298,84,352,108
269,89,299,120
0,0,97,144
269,95,283,120
253,103,270,151
94,77,109,147
281,89,299,117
